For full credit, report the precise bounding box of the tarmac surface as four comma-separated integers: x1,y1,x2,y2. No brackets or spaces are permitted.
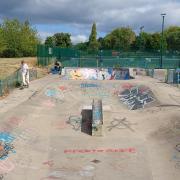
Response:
0,74,180,180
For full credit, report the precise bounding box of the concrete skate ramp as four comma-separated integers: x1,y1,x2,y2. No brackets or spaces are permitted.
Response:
0,75,179,180
63,67,130,80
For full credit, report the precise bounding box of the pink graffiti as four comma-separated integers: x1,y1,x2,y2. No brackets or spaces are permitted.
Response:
8,117,23,127
43,160,54,168
122,83,134,90
59,86,67,91
52,121,68,129
42,100,55,108
0,117,23,132
0,159,15,174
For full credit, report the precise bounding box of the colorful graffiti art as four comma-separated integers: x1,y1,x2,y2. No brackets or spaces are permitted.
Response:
64,68,130,80
118,85,154,110
0,133,15,160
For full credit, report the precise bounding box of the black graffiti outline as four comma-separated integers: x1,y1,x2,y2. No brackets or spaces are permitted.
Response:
67,115,82,131
175,144,180,152
119,86,154,110
107,118,136,132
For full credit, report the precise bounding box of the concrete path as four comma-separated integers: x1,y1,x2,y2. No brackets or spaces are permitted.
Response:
0,75,179,180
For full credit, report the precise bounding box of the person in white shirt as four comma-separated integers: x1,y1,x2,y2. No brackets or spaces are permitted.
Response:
20,60,29,88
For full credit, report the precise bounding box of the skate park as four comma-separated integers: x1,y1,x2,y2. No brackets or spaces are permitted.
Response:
0,46,179,180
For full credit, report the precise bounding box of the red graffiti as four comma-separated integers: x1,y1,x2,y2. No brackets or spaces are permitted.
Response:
122,83,134,89
64,148,136,154
43,160,54,168
59,86,67,91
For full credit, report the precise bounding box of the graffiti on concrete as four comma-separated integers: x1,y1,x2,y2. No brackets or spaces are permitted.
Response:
45,89,57,97
59,86,67,91
80,83,99,88
82,86,110,98
0,141,14,160
64,148,136,154
175,144,180,152
0,132,15,144
0,117,24,132
43,160,54,168
12,127,39,144
0,159,15,174
52,121,68,129
66,116,82,131
118,85,154,110
107,118,137,132
0,175,3,180
0,133,15,160
45,88,64,103
42,100,55,108
65,68,130,80
172,144,180,169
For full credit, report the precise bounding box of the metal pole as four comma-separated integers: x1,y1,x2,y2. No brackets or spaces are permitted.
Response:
140,26,144,51
160,13,166,69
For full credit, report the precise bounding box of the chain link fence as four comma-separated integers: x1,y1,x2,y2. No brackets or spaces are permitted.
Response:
37,45,180,69
0,69,37,97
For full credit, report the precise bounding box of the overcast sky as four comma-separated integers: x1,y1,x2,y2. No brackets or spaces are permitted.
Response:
0,0,180,44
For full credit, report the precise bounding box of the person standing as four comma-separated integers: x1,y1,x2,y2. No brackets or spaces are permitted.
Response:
20,60,29,89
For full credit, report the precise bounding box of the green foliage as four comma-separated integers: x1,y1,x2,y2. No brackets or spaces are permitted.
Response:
0,18,39,57
88,23,99,51
45,36,55,46
45,33,72,48
74,42,88,51
101,27,136,51
54,33,72,47
165,26,180,52
0,28,7,54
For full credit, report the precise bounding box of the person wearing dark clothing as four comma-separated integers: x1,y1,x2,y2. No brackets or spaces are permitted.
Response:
51,60,62,75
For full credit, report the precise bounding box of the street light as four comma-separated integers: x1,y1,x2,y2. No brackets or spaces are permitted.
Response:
140,26,144,51
160,13,166,68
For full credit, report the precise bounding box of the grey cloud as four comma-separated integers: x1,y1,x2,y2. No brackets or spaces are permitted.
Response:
0,0,180,35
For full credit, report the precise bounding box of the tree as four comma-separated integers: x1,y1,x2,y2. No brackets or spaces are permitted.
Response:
104,27,136,51
88,23,99,51
0,18,39,57
45,36,55,46
20,20,40,56
74,42,88,51
0,28,6,55
1,19,22,57
165,26,180,52
53,33,72,48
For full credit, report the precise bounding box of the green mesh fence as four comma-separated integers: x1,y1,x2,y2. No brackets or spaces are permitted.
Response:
37,45,180,69
0,69,37,97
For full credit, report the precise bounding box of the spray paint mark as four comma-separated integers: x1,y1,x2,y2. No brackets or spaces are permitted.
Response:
0,133,15,143
67,116,82,131
0,141,15,160
119,86,154,110
0,159,15,174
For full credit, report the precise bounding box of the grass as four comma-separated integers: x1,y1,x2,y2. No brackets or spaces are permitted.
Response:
0,57,37,79
0,57,50,79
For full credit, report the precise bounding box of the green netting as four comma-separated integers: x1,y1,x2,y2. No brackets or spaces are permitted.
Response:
0,69,37,96
37,45,180,69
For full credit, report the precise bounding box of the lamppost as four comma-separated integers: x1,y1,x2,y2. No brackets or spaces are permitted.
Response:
140,26,144,51
160,13,166,68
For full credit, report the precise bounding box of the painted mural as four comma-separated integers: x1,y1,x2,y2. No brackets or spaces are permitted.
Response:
64,68,130,80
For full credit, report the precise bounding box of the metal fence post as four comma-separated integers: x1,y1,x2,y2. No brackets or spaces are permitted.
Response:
0,80,3,96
